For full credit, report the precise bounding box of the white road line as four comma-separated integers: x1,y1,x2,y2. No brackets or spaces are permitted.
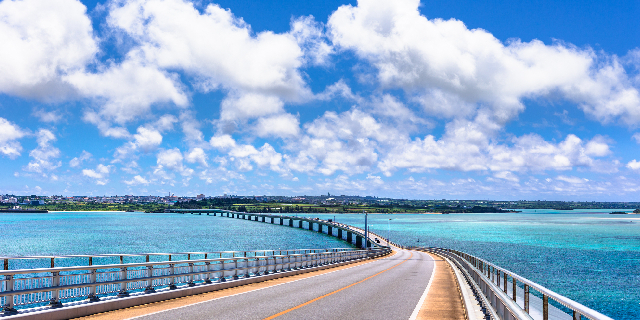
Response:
127,250,401,320
409,251,436,320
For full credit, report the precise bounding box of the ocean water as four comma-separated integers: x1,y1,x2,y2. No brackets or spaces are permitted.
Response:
304,210,640,320
0,211,349,268
1,210,638,319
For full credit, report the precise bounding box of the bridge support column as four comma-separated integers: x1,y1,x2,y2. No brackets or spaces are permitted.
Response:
356,236,363,248
318,224,323,234
327,226,332,236
280,218,283,225
338,229,343,239
270,217,274,223
297,220,302,228
309,222,314,231
288,219,293,227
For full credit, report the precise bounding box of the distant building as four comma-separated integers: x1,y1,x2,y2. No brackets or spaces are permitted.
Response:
31,200,45,206
197,194,205,200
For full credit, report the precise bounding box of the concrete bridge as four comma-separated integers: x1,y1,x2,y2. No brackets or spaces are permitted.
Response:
167,209,390,249
0,211,613,320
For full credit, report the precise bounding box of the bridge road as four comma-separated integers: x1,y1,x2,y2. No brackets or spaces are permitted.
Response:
133,250,435,320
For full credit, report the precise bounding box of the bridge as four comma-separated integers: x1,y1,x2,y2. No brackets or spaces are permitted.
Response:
0,210,613,320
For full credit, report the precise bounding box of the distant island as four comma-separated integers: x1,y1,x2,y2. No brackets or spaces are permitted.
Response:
3,194,639,214
610,209,640,214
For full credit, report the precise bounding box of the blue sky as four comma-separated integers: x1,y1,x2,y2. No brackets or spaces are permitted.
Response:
1,0,640,200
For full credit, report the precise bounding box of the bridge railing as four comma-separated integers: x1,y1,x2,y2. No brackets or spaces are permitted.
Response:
0,248,389,314
421,248,613,320
0,248,356,271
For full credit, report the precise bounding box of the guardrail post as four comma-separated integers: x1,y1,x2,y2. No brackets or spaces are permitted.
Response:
219,261,226,282
524,284,530,313
512,277,517,301
88,269,100,301
233,259,239,280
2,274,17,315
145,266,156,293
169,264,177,289
49,272,63,308
117,267,129,297
204,262,212,283
3,259,7,270
573,310,581,320
188,263,196,286
503,272,507,293
543,294,549,320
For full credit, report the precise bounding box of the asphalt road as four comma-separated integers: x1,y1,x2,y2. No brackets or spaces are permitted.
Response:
134,250,435,320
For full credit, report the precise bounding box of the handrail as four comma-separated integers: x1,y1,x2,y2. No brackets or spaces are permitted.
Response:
0,248,356,266
0,247,390,314
422,247,613,320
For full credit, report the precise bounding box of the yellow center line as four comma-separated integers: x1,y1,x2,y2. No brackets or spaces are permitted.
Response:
263,252,414,320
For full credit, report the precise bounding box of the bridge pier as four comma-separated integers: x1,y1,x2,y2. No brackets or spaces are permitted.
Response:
288,219,293,227
337,229,342,239
309,222,314,231
356,236,363,248
347,232,353,243
279,218,283,225
318,224,323,234
297,220,302,228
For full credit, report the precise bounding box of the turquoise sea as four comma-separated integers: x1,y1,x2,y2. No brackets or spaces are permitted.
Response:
304,210,640,320
1,210,638,319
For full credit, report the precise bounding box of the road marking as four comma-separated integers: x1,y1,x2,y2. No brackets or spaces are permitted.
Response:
409,251,436,320
125,251,400,320
263,251,414,320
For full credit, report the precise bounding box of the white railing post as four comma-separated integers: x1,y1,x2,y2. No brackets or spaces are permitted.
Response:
117,267,129,297
188,263,195,286
219,261,226,282
88,269,100,301
2,274,17,314
169,264,177,289
49,272,63,308
205,262,212,283
145,266,155,293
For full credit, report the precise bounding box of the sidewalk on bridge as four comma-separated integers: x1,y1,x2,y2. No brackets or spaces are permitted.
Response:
416,253,467,320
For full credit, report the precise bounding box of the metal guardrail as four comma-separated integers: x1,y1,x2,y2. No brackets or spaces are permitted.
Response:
422,248,613,320
0,248,389,315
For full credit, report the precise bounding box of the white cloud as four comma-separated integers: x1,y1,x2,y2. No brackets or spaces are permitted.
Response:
107,0,311,99
220,93,285,121
32,108,63,123
328,0,640,125
133,127,163,152
210,134,237,150
632,133,640,144
0,117,26,159
69,59,188,124
255,113,300,138
83,111,131,139
124,175,149,185
185,148,208,167
627,160,640,170
556,175,588,184
69,150,92,168
157,148,193,177
0,0,97,100
24,129,61,174
82,164,111,185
